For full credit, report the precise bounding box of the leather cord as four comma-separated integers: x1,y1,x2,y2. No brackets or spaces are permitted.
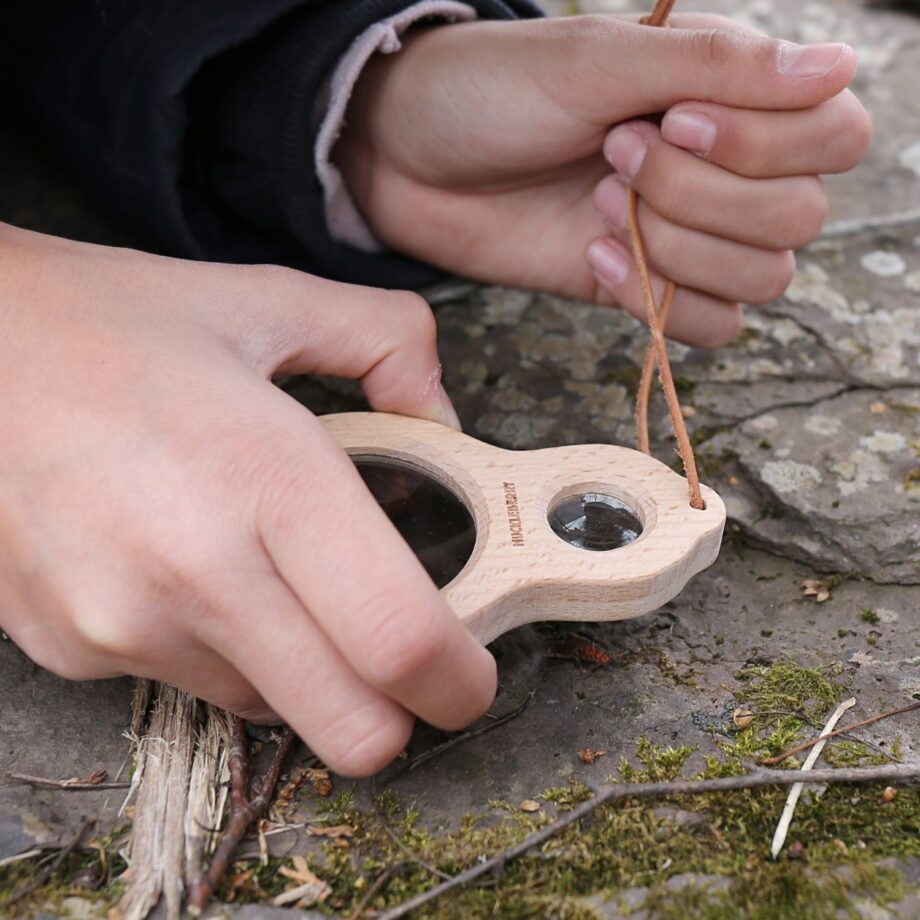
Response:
628,0,705,510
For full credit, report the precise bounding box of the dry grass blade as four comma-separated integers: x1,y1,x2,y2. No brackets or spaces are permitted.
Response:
770,697,855,859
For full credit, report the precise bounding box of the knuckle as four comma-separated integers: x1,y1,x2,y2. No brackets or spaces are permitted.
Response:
68,596,140,660
384,290,437,344
316,704,413,776
689,28,747,71
359,593,446,688
840,101,873,168
703,304,744,347
28,644,94,681
243,263,303,291
780,179,828,249
752,251,797,304
652,169,699,228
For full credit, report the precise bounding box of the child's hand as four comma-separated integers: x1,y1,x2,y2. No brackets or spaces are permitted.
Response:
338,14,871,346
0,224,495,775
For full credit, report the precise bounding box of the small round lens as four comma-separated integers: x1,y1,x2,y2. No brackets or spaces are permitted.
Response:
355,459,476,588
548,492,642,551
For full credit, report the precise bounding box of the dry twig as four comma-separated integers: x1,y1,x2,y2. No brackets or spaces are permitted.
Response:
375,763,920,920
7,771,130,791
404,690,535,773
761,701,920,766
349,865,402,920
0,819,94,910
185,718,295,916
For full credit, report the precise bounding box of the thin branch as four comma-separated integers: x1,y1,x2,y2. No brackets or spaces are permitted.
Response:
185,720,295,916
738,711,900,764
382,825,452,881
0,819,95,910
7,772,130,791
405,690,535,773
349,865,401,920
760,701,920,766
375,763,920,920
0,849,42,869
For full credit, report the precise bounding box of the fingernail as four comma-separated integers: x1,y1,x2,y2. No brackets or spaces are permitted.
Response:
603,127,648,180
586,238,630,287
595,179,628,229
777,42,847,78
437,386,462,431
663,110,717,155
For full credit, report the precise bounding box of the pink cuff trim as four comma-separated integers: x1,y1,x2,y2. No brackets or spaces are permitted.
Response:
315,1,478,253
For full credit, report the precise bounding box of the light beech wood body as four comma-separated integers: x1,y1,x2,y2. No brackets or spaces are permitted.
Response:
321,412,725,645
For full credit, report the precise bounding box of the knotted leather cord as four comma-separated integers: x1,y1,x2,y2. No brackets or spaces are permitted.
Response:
628,0,705,510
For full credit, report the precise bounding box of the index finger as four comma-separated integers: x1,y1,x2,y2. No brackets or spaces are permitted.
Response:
257,407,497,732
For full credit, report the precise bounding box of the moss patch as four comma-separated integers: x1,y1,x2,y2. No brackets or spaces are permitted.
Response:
5,662,916,919
233,662,916,919
0,826,128,920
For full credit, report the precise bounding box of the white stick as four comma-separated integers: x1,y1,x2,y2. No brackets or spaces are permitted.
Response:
770,697,857,859
0,849,42,869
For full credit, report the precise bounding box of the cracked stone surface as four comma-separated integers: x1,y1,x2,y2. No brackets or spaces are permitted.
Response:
1,0,919,917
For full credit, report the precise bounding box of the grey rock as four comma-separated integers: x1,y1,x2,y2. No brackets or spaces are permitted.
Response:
702,388,920,582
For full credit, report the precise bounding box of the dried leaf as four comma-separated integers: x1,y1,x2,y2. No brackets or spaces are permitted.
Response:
520,800,541,813
802,579,831,603
546,634,612,666
307,824,354,838
271,872,330,908
225,868,256,903
275,766,311,812
578,749,607,765
278,856,316,885
306,768,333,798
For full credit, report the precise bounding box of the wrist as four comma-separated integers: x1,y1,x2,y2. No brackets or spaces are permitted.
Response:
332,24,465,251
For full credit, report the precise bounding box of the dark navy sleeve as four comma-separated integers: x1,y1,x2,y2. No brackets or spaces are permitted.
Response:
0,0,541,287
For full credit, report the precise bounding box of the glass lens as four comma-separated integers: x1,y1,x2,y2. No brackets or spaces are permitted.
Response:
355,458,476,589
548,492,642,551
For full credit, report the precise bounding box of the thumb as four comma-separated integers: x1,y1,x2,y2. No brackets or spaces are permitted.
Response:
233,269,461,429
545,16,857,121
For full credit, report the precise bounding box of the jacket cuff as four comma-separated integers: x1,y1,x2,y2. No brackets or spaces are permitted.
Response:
188,0,542,289
316,1,478,254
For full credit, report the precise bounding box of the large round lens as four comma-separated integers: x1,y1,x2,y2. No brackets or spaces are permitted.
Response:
548,492,642,551
355,459,476,588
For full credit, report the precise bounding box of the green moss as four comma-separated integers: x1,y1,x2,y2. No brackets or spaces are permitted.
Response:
262,662,912,918
257,728,918,919
542,780,593,810
617,738,698,784
0,826,128,919
8,662,916,919
860,609,881,624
